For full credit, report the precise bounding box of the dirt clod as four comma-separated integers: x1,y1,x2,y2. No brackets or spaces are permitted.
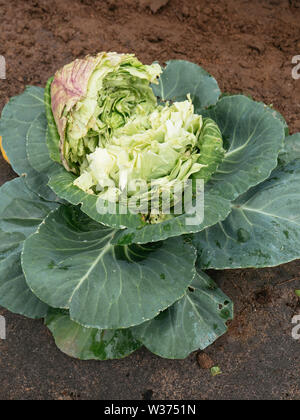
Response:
254,289,272,305
196,352,215,370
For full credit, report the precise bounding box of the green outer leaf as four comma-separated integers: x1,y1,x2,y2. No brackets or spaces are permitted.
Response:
0,86,60,201
44,77,61,163
279,133,300,166
24,171,60,203
26,111,54,174
266,106,289,137
220,94,289,137
152,60,221,111
22,205,197,329
132,271,233,359
0,235,48,319
0,177,59,318
194,160,300,269
113,191,231,245
25,106,64,202
221,95,289,136
0,86,45,175
0,178,59,235
45,308,141,361
203,95,285,201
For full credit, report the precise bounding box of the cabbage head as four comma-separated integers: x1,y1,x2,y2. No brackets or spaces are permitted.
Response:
51,52,225,221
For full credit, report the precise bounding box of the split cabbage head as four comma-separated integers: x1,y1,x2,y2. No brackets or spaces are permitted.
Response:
50,53,225,221
0,51,293,362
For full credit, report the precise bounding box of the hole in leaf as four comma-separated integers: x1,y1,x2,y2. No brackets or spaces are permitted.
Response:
220,309,231,320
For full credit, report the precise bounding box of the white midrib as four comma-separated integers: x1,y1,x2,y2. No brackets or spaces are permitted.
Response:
239,206,300,226
186,294,203,321
67,238,113,305
28,92,44,104
225,141,250,158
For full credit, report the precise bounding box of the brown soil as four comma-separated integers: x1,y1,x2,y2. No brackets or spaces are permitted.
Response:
0,0,300,400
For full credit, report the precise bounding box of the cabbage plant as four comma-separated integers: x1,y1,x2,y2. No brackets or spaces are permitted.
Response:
0,52,299,361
